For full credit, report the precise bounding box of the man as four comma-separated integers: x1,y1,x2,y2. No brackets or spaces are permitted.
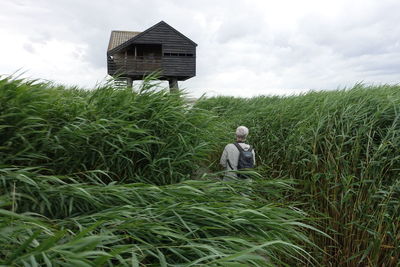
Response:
220,126,256,179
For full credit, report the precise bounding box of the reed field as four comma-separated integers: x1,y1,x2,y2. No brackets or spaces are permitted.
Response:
196,85,400,266
0,76,316,266
0,75,399,266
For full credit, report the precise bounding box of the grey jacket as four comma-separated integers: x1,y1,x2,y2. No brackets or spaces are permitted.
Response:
220,142,256,178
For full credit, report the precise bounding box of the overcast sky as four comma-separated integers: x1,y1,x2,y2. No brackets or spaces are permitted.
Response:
1,0,399,97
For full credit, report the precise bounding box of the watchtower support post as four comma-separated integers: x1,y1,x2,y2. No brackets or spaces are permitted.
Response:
168,78,179,92
127,77,133,88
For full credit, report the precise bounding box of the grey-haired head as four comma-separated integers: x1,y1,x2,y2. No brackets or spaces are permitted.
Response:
236,126,249,142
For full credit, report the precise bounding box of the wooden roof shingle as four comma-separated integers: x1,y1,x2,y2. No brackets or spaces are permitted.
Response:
107,31,141,52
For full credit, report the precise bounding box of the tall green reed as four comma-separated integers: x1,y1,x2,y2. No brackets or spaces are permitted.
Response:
0,166,317,266
0,76,217,185
196,84,400,266
0,75,319,266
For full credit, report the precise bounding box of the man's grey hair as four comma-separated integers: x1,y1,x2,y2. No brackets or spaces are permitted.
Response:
236,126,249,141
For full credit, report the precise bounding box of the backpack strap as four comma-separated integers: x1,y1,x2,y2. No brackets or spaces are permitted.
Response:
227,159,234,170
234,143,252,152
234,142,244,152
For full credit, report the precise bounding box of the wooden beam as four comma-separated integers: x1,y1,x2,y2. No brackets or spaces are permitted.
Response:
127,77,133,88
168,78,179,92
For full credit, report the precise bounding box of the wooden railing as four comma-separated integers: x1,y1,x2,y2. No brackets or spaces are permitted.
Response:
108,56,162,74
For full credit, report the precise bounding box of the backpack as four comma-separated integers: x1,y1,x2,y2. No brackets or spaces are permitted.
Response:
233,143,254,178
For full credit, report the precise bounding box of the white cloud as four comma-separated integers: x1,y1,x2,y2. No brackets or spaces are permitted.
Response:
0,29,105,87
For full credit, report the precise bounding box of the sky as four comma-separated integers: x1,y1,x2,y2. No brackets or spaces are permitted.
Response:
0,0,399,97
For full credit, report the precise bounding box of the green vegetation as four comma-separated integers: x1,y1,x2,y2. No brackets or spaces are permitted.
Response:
0,77,315,266
0,77,215,185
196,85,400,266
1,76,398,266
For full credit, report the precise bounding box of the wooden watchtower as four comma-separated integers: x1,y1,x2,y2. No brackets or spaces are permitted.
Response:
107,21,197,91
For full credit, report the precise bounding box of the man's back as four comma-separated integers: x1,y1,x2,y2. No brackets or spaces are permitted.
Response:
220,142,256,178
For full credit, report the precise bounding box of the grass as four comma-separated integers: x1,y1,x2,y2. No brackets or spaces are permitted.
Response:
0,76,217,185
196,84,400,266
1,166,316,266
1,75,399,266
0,76,317,266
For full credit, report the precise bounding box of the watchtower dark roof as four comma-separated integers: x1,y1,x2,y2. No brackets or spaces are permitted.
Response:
107,21,197,55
